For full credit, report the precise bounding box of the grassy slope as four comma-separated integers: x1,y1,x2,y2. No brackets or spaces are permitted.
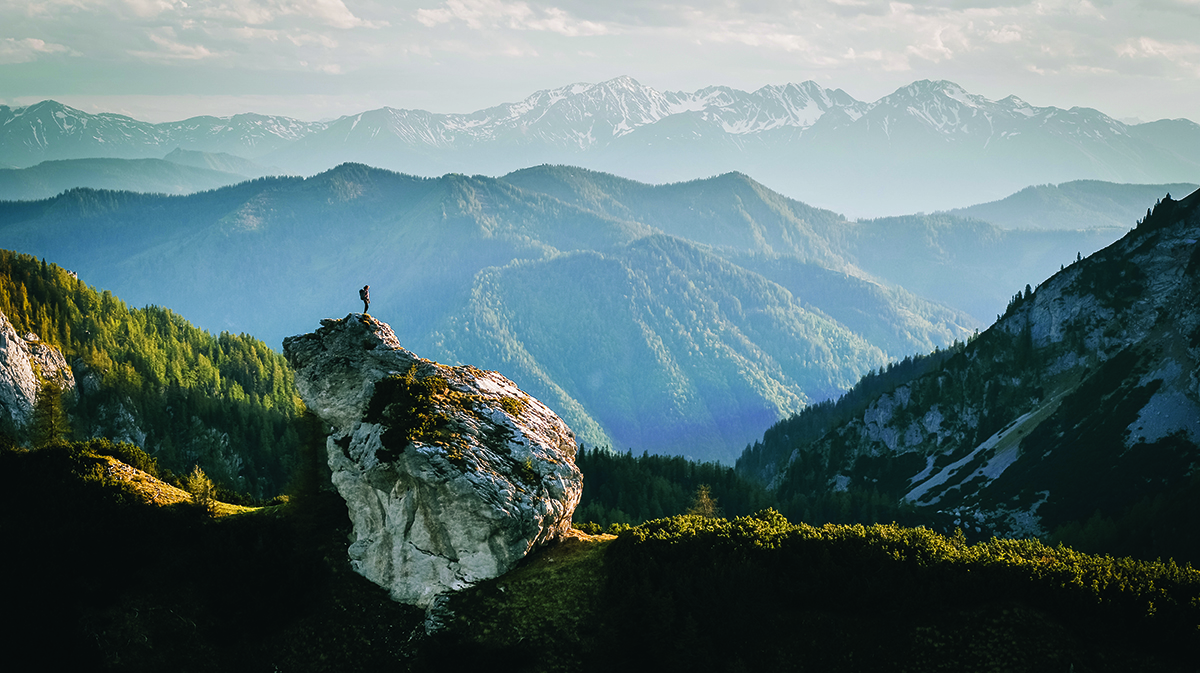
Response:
97,454,259,516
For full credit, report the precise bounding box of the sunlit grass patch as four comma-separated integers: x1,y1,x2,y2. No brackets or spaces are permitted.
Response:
99,454,259,517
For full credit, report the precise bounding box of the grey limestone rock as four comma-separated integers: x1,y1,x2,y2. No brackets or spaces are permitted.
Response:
0,310,75,432
283,313,583,608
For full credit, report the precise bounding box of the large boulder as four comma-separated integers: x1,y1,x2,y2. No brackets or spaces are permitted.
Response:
283,314,583,607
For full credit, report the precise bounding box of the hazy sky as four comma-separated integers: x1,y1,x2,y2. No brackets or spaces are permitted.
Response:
1,0,1197,123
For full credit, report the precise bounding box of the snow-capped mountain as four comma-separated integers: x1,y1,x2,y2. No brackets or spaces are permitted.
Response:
2,77,1197,216
0,100,327,164
853,80,1125,143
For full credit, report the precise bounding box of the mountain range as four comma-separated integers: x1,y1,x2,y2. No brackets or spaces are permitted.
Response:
0,163,1142,461
0,149,280,201
3,77,1197,216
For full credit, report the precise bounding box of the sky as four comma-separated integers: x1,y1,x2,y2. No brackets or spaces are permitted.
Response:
0,0,1197,124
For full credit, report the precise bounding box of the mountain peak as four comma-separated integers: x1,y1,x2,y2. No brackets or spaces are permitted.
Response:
880,79,984,107
896,78,966,94
597,74,646,90
10,99,87,120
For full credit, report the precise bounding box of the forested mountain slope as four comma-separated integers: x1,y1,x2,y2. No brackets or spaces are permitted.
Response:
0,158,251,201
738,188,1200,561
0,251,302,497
948,180,1199,230
504,164,1125,324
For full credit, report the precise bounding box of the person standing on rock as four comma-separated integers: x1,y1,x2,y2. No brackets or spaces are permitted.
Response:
359,285,370,314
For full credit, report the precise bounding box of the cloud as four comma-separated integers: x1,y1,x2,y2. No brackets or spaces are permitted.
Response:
985,25,1022,42
122,0,187,19
130,28,218,59
1118,36,1200,73
416,0,610,35
230,25,339,48
1140,0,1200,17
0,37,74,64
170,0,381,28
15,0,385,27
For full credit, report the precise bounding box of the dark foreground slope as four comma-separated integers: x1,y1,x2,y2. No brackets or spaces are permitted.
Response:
740,188,1200,561
3,441,1195,673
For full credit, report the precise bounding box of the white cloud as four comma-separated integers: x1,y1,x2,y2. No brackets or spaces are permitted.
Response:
122,0,186,18
128,27,217,59
985,25,1022,43
416,0,609,35
230,25,338,47
183,0,381,28
0,37,73,64
1118,36,1200,73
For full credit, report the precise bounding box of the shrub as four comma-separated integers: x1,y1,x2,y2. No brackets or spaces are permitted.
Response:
184,464,217,514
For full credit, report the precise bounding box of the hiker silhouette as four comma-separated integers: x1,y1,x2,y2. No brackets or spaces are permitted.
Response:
359,285,370,313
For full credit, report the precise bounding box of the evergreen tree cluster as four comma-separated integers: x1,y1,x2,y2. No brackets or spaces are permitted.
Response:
573,446,773,527
0,250,302,498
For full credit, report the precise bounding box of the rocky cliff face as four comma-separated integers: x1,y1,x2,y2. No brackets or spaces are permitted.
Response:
762,189,1200,539
0,310,74,434
283,314,583,608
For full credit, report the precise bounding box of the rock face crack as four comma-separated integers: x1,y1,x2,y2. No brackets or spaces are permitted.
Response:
283,313,582,608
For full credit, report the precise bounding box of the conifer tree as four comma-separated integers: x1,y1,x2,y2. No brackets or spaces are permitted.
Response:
687,484,723,519
184,464,218,513
31,380,70,447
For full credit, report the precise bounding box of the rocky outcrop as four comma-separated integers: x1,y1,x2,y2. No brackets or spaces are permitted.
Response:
0,310,75,433
284,314,583,608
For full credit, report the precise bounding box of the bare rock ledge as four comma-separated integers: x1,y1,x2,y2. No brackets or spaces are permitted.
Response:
283,314,583,608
